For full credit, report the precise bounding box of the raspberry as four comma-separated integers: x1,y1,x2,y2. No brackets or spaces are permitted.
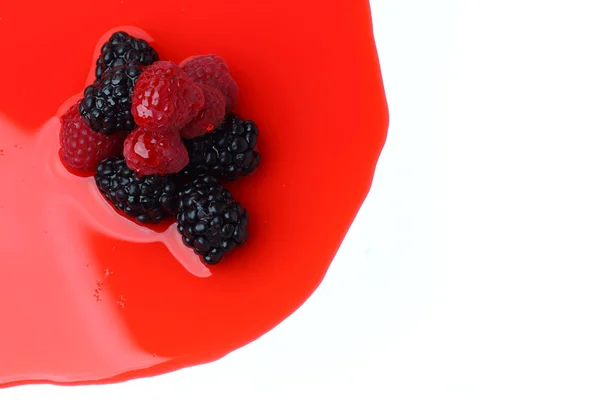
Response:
180,55,238,112
132,61,204,131
95,156,179,224
177,176,249,264
180,84,226,139
179,114,260,181
95,31,159,80
80,61,143,135
59,103,125,175
123,127,189,176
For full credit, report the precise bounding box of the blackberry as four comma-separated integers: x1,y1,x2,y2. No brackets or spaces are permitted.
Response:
95,156,178,224
180,113,260,181
95,31,158,80
80,62,142,135
177,176,249,264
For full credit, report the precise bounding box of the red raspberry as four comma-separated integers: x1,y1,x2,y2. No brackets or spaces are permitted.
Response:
132,61,204,131
180,55,238,112
59,103,125,176
123,127,189,176
180,84,227,139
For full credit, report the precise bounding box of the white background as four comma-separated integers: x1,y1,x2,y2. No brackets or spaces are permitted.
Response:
6,0,600,398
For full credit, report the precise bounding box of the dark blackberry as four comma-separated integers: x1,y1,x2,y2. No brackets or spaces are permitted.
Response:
177,176,249,264
95,156,178,224
80,62,142,135
95,31,158,80
180,113,260,181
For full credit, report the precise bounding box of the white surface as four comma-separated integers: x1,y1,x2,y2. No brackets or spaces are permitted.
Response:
6,0,600,398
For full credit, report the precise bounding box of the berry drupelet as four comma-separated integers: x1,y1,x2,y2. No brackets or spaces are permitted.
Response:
95,156,179,224
131,61,204,132
80,62,145,135
177,176,249,264
95,31,159,80
59,103,126,175
180,83,226,139
180,55,238,112
180,113,260,181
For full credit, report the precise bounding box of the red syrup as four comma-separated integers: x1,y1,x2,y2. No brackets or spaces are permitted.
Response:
0,0,388,387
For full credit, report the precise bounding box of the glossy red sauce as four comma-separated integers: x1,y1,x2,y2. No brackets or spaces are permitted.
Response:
0,0,388,387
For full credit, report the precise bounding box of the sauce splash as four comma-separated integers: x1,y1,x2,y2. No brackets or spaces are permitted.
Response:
0,0,387,387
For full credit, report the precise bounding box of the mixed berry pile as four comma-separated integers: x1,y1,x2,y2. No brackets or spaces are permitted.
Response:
59,31,260,265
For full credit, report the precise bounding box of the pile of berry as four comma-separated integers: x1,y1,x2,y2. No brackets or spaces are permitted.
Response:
59,31,260,265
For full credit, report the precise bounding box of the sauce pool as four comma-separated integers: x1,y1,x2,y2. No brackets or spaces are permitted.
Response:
0,0,388,387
